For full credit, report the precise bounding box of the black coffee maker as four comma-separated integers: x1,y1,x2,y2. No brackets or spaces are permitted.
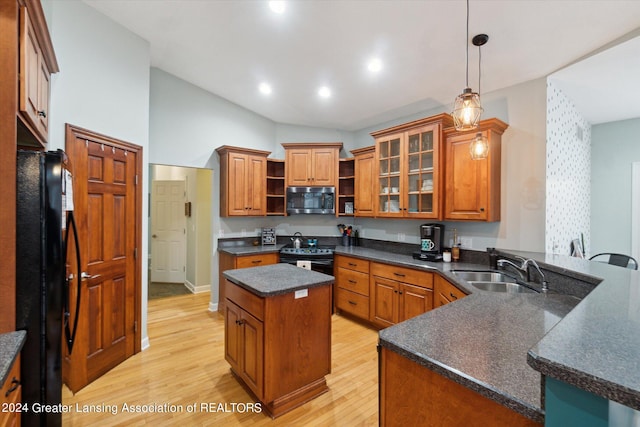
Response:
413,223,445,261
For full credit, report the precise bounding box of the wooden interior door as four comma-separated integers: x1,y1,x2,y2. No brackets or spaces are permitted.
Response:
63,124,141,393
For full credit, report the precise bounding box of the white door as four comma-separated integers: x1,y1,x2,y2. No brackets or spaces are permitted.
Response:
151,180,186,283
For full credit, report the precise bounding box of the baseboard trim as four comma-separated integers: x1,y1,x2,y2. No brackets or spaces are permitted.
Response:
209,301,218,312
141,336,150,351
184,280,210,294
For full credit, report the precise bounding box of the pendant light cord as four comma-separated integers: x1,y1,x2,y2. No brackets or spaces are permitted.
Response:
478,43,481,95
465,0,469,87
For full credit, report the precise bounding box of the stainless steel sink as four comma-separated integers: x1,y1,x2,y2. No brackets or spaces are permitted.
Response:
470,281,537,293
452,271,518,283
452,270,538,294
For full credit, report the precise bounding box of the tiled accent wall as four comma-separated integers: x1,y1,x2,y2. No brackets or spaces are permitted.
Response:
545,80,591,256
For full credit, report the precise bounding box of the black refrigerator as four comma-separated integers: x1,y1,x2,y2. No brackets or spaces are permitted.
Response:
16,150,81,427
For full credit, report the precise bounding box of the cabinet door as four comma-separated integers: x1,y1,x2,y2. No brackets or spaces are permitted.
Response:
371,276,398,327
399,283,433,322
445,131,490,221
286,149,312,186
37,57,50,136
224,300,242,372
311,148,337,186
227,153,250,215
375,133,403,217
240,310,264,397
354,149,375,217
20,7,41,130
405,124,440,218
247,155,266,215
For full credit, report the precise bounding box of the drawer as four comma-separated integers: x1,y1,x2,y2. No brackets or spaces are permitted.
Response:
435,276,466,304
371,262,433,289
236,253,279,269
335,255,370,274
225,279,265,321
336,288,369,319
336,267,369,296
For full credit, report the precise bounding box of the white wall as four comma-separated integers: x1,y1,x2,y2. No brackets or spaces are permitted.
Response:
45,0,152,347
545,80,592,256
591,118,640,255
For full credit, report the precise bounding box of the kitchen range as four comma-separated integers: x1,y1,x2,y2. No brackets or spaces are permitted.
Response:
278,241,335,276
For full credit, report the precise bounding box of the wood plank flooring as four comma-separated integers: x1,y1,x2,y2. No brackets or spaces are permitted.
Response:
61,292,379,426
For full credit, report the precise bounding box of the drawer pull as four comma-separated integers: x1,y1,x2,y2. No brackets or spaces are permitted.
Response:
235,319,245,326
348,262,357,267
449,292,458,300
393,272,405,277
251,260,262,264
348,279,357,284
5,377,20,397
348,300,357,305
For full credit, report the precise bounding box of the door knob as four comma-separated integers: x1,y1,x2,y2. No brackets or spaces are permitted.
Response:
152,234,157,238
81,272,100,280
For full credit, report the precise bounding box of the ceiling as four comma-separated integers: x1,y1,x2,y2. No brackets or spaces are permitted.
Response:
83,0,640,131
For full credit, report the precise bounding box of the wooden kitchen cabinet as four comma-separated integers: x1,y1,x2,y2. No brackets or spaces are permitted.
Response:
444,118,508,221
18,4,58,146
217,251,279,314
0,357,21,427
225,298,264,398
370,262,433,328
351,146,375,217
223,269,331,418
379,347,541,427
282,142,342,187
337,158,355,217
334,255,370,320
434,275,467,307
371,113,452,219
216,146,270,217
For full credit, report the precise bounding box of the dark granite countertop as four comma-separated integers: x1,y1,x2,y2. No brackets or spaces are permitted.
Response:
223,263,334,297
218,243,285,256
0,331,26,386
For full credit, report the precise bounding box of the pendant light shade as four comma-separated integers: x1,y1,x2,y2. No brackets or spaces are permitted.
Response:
452,0,487,132
452,88,483,131
469,132,489,160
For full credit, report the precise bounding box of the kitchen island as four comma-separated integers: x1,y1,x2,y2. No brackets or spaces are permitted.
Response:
222,263,333,418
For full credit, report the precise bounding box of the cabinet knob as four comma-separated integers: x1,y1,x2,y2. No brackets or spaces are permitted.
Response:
38,110,47,118
480,208,485,212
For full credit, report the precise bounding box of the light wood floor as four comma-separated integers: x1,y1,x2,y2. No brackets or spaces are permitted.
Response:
62,292,379,426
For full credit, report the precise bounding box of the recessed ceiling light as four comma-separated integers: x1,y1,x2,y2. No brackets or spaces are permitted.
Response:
368,58,383,73
258,82,272,95
269,1,286,14
318,86,331,98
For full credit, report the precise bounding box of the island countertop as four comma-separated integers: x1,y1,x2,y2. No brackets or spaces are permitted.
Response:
0,330,26,387
222,263,334,297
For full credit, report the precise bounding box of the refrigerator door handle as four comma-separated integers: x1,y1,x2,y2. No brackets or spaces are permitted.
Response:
63,211,82,355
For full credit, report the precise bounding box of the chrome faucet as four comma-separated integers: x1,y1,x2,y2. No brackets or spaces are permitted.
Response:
497,257,549,292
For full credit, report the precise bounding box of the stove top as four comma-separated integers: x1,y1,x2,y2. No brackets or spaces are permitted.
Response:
280,245,335,257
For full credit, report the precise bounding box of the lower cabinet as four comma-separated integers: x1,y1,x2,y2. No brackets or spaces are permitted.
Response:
224,279,331,418
379,347,541,427
217,251,279,314
225,298,264,398
370,263,433,328
334,255,371,319
1,357,21,427
434,274,467,307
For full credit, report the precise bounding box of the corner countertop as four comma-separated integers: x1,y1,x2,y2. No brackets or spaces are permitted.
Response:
337,246,580,423
223,263,334,297
0,330,26,386
218,243,285,256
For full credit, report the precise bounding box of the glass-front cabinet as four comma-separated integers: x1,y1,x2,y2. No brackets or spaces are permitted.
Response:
371,113,452,219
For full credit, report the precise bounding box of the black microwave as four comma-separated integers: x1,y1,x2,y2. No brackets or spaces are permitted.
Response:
286,187,335,215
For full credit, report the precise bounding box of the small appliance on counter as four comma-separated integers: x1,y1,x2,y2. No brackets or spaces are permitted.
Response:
413,223,445,261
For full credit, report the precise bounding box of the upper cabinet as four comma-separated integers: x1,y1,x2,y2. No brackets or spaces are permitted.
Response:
443,118,508,221
351,146,375,217
216,146,271,217
282,142,342,187
371,114,452,219
18,3,59,147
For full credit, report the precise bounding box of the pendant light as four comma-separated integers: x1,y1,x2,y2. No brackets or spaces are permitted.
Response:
468,33,489,159
452,0,485,131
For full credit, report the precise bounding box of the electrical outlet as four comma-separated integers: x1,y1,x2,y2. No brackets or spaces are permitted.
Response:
397,232,406,242
241,228,246,237
459,236,473,249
